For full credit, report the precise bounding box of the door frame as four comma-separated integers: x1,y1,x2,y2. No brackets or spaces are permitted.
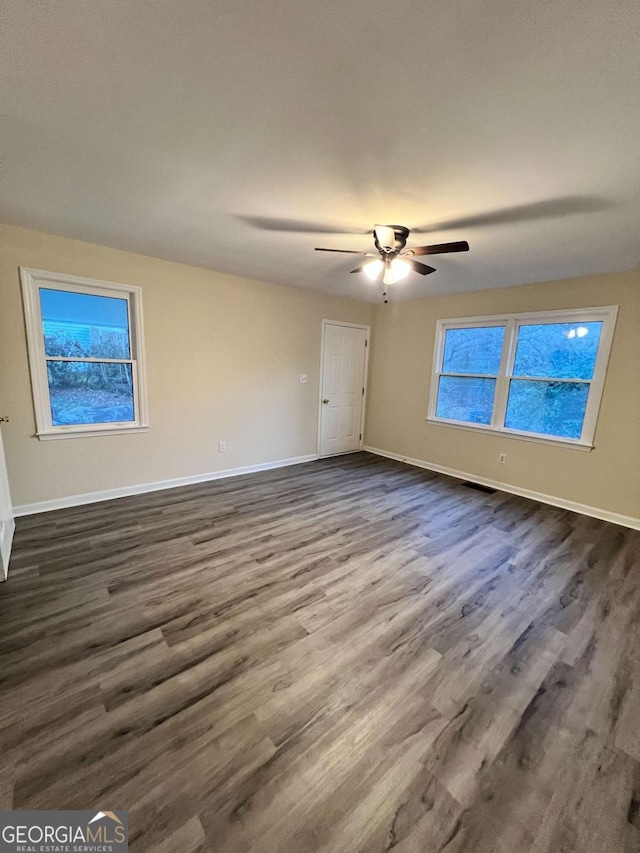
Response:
0,428,15,581
317,319,371,458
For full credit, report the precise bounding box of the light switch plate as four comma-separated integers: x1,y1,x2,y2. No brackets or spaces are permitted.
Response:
300,374,308,384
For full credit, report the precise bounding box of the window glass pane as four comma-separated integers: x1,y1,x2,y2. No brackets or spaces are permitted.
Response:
40,288,130,359
505,379,589,439
442,326,505,375
436,376,496,424
512,322,602,380
47,362,135,425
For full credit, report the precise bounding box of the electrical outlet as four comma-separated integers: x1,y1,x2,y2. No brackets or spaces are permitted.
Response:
218,441,226,453
299,374,308,384
499,452,506,464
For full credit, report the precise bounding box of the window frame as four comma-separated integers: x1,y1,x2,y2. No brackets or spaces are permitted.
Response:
20,268,149,440
427,306,618,450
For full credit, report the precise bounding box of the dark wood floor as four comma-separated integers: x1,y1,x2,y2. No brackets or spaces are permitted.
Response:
1,452,639,852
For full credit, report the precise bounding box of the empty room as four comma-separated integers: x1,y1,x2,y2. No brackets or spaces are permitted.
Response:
1,2,639,852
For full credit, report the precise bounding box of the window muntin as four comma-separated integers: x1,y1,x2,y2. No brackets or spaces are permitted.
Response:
21,269,148,439
428,308,617,447
504,320,604,440
436,325,506,425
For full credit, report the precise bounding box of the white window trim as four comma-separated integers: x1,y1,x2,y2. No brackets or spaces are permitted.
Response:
426,305,618,450
20,268,149,440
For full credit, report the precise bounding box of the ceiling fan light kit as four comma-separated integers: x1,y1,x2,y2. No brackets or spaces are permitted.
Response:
373,224,396,252
390,258,411,280
315,225,469,302
363,259,383,280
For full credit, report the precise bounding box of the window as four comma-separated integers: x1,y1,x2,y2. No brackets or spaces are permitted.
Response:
20,268,149,439
428,307,617,448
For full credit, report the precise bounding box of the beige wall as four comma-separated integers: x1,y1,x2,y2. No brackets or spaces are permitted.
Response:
2,222,638,522
364,270,640,521
0,223,372,508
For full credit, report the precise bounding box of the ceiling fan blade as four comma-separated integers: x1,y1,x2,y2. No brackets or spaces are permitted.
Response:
350,266,365,274
238,215,366,234
407,260,437,275
408,241,469,256
315,248,365,254
412,196,611,233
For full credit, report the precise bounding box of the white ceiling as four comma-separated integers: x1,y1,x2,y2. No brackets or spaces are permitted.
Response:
2,0,639,301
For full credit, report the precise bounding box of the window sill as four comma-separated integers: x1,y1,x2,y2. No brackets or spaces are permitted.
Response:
425,418,593,451
36,425,149,441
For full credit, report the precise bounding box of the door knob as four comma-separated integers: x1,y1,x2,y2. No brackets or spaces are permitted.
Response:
0,416,9,423
322,399,330,404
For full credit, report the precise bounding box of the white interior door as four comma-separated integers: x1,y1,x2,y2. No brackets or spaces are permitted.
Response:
319,322,368,457
0,425,14,580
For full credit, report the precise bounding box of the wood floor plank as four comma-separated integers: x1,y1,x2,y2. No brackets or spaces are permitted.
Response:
1,451,638,852
152,816,209,853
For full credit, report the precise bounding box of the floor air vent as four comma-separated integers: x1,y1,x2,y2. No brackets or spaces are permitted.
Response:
463,481,496,494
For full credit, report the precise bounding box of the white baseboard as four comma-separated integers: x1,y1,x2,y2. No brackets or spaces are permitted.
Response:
15,447,640,532
364,445,640,531
14,454,318,517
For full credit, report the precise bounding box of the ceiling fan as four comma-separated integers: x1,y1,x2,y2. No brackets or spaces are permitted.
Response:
315,225,469,302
